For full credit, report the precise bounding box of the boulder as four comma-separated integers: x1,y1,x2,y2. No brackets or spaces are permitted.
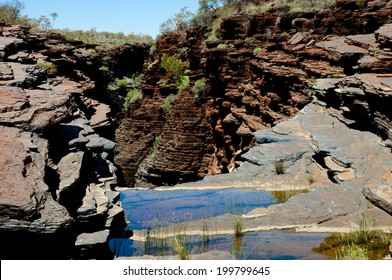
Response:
375,23,392,48
75,230,112,259
57,151,85,202
362,185,392,215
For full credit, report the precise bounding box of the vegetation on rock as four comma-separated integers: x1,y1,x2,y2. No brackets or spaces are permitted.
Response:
192,78,208,100
55,28,153,49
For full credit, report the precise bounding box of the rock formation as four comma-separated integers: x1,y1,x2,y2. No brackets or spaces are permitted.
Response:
1,0,391,260
0,23,150,259
120,0,392,258
115,0,392,188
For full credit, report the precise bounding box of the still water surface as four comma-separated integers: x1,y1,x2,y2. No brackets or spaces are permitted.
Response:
110,188,331,259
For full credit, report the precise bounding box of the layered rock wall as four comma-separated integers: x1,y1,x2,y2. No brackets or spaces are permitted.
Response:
115,0,392,188
0,24,149,259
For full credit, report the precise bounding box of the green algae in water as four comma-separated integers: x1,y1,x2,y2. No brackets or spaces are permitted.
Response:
313,217,392,260
270,189,309,203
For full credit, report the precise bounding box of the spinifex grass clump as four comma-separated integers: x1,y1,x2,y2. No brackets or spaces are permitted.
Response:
233,216,244,238
274,161,288,175
319,215,392,260
337,245,369,260
172,236,189,260
141,211,215,259
227,196,244,238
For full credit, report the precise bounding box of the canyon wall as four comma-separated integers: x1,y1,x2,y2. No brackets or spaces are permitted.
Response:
114,0,392,188
0,22,150,259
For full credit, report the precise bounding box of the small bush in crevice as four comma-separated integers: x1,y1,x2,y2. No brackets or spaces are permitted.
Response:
178,75,190,93
149,135,162,158
124,89,143,109
38,62,58,76
161,94,176,119
274,161,288,175
192,78,207,100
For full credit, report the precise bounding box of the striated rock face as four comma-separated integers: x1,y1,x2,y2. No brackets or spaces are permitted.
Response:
115,1,392,188
0,25,149,259
0,126,72,231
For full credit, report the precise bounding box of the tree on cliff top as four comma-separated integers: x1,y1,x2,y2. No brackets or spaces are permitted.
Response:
0,0,24,24
159,6,195,34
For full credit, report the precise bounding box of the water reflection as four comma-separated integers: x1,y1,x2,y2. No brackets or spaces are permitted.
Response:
120,188,276,230
109,230,332,259
109,188,334,259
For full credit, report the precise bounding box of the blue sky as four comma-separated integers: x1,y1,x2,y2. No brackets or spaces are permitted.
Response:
21,0,200,38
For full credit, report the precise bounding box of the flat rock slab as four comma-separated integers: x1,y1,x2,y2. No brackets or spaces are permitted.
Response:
0,86,28,113
75,230,110,247
375,23,392,48
247,185,368,227
0,63,45,88
117,250,233,260
0,86,73,131
316,37,368,58
242,137,312,166
346,34,378,48
300,208,392,233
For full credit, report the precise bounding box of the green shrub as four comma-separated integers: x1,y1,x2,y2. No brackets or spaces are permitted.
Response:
161,94,176,118
99,65,110,73
116,78,129,89
149,44,156,55
55,28,153,50
276,0,336,12
124,89,143,109
355,0,367,7
161,54,183,84
0,0,24,25
253,47,263,54
178,75,190,93
160,6,194,34
178,47,189,59
108,73,142,92
38,62,58,76
242,1,274,14
192,78,207,100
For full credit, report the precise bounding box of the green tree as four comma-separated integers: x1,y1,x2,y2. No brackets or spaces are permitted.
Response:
0,0,24,24
160,6,195,34
192,0,220,26
49,12,58,29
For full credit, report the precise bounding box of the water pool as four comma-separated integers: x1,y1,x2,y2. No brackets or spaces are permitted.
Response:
109,188,333,259
120,188,276,230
